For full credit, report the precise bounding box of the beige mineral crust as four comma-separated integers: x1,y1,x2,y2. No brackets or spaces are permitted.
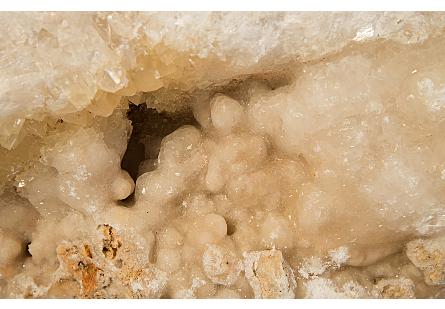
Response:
1,11,445,299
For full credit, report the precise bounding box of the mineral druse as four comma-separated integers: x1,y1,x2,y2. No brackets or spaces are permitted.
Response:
1,11,445,299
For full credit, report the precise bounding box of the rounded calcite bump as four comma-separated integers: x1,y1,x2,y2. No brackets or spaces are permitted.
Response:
135,125,207,208
156,248,182,273
51,128,119,177
221,134,267,177
187,214,227,247
138,159,158,176
205,156,225,193
157,125,203,167
182,193,215,218
259,213,293,250
210,95,245,131
156,227,184,248
111,170,134,201
205,133,267,194
45,127,137,214
192,101,212,129
0,231,22,264
286,183,334,234
227,167,282,211
202,244,243,286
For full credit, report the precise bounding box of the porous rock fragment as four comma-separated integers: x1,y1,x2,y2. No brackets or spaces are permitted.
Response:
99,224,122,260
243,249,296,299
56,242,115,299
54,225,167,299
406,236,445,286
202,244,243,286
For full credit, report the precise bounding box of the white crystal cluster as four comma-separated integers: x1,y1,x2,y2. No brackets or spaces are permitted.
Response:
1,12,445,299
1,12,444,150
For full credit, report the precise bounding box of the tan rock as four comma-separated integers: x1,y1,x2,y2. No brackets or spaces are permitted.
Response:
243,249,296,299
56,242,114,299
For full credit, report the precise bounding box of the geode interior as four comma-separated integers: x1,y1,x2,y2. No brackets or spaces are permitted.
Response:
1,12,445,299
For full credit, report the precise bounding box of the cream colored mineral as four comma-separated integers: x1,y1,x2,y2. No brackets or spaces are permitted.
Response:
1,11,445,299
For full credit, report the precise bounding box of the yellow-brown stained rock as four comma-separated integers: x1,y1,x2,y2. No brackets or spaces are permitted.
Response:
56,243,113,299
415,247,445,285
406,237,445,286
54,225,167,299
102,227,167,299
99,224,122,260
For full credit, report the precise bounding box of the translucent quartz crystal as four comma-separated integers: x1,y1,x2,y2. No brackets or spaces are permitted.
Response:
1,12,445,299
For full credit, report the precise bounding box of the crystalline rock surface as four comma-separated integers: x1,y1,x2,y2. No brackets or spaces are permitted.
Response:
0,11,445,299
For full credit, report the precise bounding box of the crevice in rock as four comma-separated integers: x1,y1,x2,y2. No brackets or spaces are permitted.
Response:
119,103,198,206
121,104,198,182
226,220,237,236
25,242,32,257
120,69,295,191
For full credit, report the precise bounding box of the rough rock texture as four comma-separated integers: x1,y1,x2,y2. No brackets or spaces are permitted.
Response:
407,236,445,286
1,12,445,299
375,278,415,299
243,249,297,299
